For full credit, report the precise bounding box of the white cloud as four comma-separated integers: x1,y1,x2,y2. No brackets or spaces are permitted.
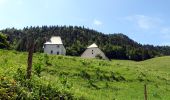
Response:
93,19,102,26
125,15,162,30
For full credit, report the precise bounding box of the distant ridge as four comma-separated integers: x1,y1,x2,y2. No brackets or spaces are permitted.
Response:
1,25,170,61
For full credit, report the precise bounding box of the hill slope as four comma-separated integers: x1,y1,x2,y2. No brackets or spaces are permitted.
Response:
0,50,170,99
1,26,170,61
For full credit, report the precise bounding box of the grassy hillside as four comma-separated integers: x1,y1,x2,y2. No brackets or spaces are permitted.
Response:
0,49,170,100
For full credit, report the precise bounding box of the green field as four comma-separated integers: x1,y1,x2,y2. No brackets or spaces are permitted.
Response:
0,49,170,100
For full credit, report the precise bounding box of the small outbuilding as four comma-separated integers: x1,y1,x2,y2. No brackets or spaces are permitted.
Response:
44,36,66,55
81,43,108,60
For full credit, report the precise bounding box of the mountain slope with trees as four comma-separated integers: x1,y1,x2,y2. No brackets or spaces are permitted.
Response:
1,25,170,61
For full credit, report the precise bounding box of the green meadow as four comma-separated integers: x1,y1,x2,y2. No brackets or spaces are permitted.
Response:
0,49,170,100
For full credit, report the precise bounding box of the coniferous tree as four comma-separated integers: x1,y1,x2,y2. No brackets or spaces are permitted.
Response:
0,32,10,49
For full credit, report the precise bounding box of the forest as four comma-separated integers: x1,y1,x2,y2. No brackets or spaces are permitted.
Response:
1,25,170,61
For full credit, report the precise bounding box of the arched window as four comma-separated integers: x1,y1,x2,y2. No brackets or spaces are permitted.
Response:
57,52,59,55
51,50,53,54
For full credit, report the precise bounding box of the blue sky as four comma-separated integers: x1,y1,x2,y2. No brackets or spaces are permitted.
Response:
0,0,170,46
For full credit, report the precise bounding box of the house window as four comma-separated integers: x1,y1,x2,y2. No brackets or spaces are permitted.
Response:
57,52,59,55
51,50,53,54
92,50,94,54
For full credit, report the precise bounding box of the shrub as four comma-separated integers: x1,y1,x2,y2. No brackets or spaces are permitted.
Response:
13,68,26,83
44,54,52,66
79,70,91,80
0,77,17,99
98,62,110,66
0,33,10,49
81,60,90,66
60,77,73,89
110,72,126,82
95,54,103,59
12,68,75,99
58,56,63,59
138,72,147,82
59,71,69,77
34,63,43,77
88,79,100,90
95,68,105,80
105,82,109,88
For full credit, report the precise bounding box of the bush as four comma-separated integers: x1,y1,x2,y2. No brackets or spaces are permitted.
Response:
34,63,43,77
95,54,103,59
88,79,100,90
0,77,17,99
44,54,52,66
13,68,26,83
79,70,91,80
12,68,75,99
81,60,90,66
0,33,10,49
110,72,126,82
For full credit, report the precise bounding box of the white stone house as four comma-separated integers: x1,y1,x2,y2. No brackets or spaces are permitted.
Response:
81,43,108,60
43,36,66,55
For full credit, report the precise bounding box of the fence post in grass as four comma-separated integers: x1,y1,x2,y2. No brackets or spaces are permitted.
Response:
26,38,34,79
144,84,147,100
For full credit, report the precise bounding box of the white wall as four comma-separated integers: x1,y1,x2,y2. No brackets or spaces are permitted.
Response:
44,44,66,55
81,48,108,60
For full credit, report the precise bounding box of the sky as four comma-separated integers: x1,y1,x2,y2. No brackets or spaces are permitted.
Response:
0,0,170,46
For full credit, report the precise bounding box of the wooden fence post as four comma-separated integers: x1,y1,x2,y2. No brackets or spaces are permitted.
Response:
144,84,147,100
26,39,34,79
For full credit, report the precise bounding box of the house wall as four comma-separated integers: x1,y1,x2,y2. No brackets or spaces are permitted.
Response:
81,48,108,60
44,44,66,55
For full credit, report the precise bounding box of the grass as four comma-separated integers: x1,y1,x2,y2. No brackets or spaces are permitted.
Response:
0,49,170,100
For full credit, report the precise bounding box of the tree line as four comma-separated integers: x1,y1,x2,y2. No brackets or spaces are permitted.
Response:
1,25,170,61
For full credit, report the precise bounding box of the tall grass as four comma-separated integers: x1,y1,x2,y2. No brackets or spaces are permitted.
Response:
0,49,170,99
